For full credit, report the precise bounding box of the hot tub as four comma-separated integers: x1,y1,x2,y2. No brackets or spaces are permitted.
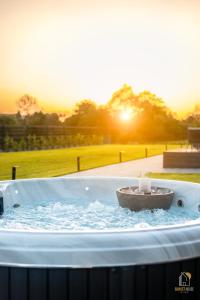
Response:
0,176,200,299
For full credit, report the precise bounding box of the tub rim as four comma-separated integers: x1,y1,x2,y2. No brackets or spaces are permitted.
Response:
0,176,200,268
0,176,200,234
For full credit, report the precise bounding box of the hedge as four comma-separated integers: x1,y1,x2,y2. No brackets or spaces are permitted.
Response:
3,134,104,152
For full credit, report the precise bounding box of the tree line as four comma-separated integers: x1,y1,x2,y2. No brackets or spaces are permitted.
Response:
0,84,199,142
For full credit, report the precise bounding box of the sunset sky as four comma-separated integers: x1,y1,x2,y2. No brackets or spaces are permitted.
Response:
0,0,200,114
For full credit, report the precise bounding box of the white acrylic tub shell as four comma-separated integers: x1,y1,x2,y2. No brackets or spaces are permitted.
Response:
0,176,200,268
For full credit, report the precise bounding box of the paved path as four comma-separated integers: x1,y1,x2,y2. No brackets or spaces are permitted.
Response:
68,154,200,177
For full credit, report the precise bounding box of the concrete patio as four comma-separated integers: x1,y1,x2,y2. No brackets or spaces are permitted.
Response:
67,154,200,177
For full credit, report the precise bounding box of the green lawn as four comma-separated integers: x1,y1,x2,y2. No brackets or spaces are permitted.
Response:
0,144,178,181
147,173,200,183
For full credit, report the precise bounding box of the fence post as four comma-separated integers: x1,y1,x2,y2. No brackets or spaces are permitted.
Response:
77,156,81,172
12,166,18,180
165,144,168,151
1,125,5,151
119,151,123,163
145,148,148,158
0,192,3,215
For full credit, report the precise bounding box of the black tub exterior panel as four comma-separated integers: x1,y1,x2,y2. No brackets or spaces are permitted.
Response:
89,268,108,300
48,269,68,300
0,258,199,300
0,267,9,300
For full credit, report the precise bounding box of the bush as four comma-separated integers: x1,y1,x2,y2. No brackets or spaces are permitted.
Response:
3,134,103,152
18,138,27,151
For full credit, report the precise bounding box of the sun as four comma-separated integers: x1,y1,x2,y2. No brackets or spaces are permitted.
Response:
119,109,132,122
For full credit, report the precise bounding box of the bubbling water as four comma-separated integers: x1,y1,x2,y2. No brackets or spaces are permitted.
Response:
0,198,199,231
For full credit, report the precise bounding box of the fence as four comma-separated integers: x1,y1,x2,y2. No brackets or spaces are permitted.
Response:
0,125,111,151
5,144,182,181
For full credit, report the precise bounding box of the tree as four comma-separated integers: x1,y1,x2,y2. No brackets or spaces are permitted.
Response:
136,90,165,108
74,99,96,115
16,94,39,117
64,100,97,126
108,84,137,110
19,112,61,126
185,104,200,126
132,91,184,141
58,112,69,123
44,113,61,126
108,84,185,142
64,100,112,129
0,114,17,126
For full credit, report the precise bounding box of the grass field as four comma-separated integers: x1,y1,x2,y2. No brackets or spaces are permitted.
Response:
0,144,178,181
147,172,200,183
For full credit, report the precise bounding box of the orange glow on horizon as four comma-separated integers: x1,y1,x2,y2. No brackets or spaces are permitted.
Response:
0,0,200,115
